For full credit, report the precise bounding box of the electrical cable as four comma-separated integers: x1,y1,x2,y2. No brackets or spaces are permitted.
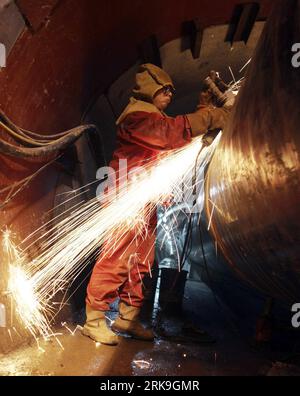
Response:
155,143,204,331
0,119,49,147
0,110,79,141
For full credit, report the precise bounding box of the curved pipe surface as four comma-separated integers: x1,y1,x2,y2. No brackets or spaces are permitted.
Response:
205,0,300,303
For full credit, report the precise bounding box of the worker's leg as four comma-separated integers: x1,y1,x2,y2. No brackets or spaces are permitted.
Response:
83,229,137,345
112,213,157,340
118,214,156,307
86,228,137,311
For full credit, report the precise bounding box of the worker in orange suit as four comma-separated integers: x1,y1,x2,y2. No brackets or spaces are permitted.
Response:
83,63,232,345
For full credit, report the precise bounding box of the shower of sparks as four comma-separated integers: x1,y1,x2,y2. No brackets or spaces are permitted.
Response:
239,58,251,73
228,66,236,85
2,135,221,337
7,328,13,342
207,201,216,231
227,59,250,93
61,322,83,336
13,327,21,338
2,229,62,345
133,359,151,370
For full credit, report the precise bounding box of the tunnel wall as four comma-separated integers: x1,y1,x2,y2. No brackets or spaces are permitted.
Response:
0,0,272,131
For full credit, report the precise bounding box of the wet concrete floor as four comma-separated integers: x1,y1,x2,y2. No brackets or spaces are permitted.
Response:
0,280,296,376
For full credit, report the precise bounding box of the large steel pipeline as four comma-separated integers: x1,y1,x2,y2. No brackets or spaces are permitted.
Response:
205,0,300,303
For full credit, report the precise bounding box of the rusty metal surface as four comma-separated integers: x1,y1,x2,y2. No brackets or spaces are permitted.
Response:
0,0,24,55
15,0,61,32
205,0,300,303
0,0,272,134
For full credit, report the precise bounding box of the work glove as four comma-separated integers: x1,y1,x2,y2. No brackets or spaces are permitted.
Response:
186,105,230,138
208,70,229,93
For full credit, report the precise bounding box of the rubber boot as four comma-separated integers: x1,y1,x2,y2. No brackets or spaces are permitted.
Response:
159,269,188,317
82,305,119,345
111,301,155,341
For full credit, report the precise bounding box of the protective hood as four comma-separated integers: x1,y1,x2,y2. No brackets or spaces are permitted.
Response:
116,63,174,125
132,63,174,102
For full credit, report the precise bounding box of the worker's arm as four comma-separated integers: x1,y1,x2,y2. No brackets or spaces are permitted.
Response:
118,111,192,151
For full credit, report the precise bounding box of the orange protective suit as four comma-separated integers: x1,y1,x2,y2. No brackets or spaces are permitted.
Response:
86,111,192,311
86,63,230,312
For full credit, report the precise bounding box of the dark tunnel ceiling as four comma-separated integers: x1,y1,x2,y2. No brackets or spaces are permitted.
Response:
0,0,272,134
